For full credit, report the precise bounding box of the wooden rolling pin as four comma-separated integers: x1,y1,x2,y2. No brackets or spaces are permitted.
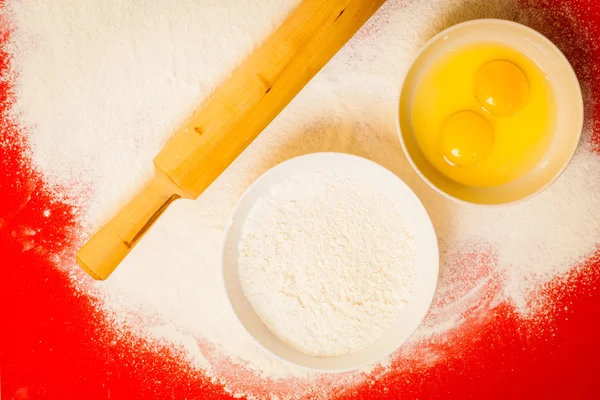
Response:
76,0,386,280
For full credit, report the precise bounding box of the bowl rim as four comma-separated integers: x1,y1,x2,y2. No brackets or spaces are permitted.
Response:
220,152,439,373
396,18,584,207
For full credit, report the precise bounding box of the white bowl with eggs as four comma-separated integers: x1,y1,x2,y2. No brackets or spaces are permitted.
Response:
398,19,584,206
222,153,439,372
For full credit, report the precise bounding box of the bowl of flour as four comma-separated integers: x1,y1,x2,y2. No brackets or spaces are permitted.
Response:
222,153,438,372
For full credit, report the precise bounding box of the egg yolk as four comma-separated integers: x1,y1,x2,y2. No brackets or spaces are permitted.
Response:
474,60,529,117
439,111,494,167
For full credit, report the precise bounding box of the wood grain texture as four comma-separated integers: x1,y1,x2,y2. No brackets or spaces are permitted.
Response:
154,0,386,197
77,0,386,280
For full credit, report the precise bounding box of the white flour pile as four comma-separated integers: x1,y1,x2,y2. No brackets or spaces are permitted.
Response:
239,170,416,357
4,0,600,399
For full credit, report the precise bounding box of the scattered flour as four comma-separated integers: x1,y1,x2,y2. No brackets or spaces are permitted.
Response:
238,170,416,357
4,0,600,399
3,0,301,229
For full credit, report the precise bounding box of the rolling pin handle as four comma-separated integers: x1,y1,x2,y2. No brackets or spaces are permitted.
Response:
76,170,182,280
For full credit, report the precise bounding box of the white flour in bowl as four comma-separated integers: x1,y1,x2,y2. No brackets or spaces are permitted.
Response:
238,170,416,357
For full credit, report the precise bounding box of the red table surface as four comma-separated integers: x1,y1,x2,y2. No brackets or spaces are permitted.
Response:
2,0,600,399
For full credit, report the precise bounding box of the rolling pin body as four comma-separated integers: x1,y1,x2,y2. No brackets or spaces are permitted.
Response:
77,0,386,280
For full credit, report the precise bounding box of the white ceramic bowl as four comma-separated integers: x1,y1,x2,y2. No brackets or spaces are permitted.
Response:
222,153,439,372
398,19,584,206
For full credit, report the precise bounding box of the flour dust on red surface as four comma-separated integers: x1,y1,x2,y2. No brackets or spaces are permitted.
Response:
339,250,600,400
3,0,600,399
0,104,231,399
0,20,230,400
